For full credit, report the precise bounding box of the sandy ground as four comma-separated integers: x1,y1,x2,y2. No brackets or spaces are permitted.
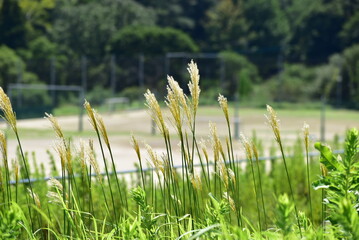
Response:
1,107,358,176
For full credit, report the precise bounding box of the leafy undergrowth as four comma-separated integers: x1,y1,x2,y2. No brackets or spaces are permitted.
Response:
0,61,358,239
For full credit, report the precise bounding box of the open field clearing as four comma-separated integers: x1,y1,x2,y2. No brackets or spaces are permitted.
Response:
1,106,358,174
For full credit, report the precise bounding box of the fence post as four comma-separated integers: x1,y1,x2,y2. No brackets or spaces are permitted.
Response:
110,55,116,96
165,53,170,75
138,54,144,89
50,57,56,104
79,88,84,132
16,61,23,107
80,56,87,132
220,58,225,91
233,92,240,140
320,96,326,142
81,56,87,95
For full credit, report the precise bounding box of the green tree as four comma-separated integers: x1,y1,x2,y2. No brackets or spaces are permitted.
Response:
284,0,354,64
205,0,247,51
0,0,27,48
267,64,316,102
19,0,56,39
343,44,359,107
219,51,261,99
52,0,156,57
0,45,24,92
110,26,199,56
205,0,289,76
136,0,215,49
243,0,289,51
340,12,359,47
110,26,199,90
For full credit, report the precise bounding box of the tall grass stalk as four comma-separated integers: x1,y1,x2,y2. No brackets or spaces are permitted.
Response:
84,101,118,223
252,142,267,229
131,135,146,192
86,140,111,219
219,94,242,226
0,131,11,204
187,61,209,190
96,113,127,210
241,134,262,231
303,122,313,222
13,158,19,202
266,105,302,237
0,87,38,229
320,163,327,231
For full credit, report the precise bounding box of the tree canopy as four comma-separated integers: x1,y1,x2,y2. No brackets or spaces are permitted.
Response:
0,0,359,107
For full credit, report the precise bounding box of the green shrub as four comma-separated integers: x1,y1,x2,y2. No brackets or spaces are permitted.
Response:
219,51,261,100
86,84,113,106
110,26,199,56
0,45,24,91
119,86,144,103
267,63,316,102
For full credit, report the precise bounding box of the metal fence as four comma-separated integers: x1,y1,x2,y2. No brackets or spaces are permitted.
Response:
10,149,344,185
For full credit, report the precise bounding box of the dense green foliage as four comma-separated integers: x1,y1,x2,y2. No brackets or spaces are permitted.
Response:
1,0,359,108
110,26,199,56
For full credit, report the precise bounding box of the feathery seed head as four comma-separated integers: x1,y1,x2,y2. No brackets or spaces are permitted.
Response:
168,75,191,125
223,192,236,211
96,113,110,147
13,158,19,183
190,171,202,191
210,122,225,162
161,153,173,178
144,89,167,135
54,141,67,170
265,105,281,143
0,170,3,192
171,194,182,206
131,135,141,160
166,85,182,130
49,177,63,192
0,131,7,161
146,144,164,175
219,161,229,189
228,168,236,185
199,140,209,164
84,100,98,131
187,60,200,114
320,163,328,177
167,76,187,106
78,139,86,171
28,188,41,208
46,191,63,205
303,122,310,150
210,122,220,162
89,139,94,151
45,113,64,139
66,144,73,174
252,142,259,160
218,94,229,123
85,144,101,181
240,133,253,160
0,87,17,132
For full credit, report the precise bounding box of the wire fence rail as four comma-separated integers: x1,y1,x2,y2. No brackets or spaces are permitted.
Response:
10,149,344,185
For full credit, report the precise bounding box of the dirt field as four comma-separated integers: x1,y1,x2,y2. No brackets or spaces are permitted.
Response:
1,106,358,175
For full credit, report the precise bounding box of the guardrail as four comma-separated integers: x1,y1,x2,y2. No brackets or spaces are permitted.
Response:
9,149,344,185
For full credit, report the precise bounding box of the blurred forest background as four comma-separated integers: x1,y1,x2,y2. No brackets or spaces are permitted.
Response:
1,0,359,114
